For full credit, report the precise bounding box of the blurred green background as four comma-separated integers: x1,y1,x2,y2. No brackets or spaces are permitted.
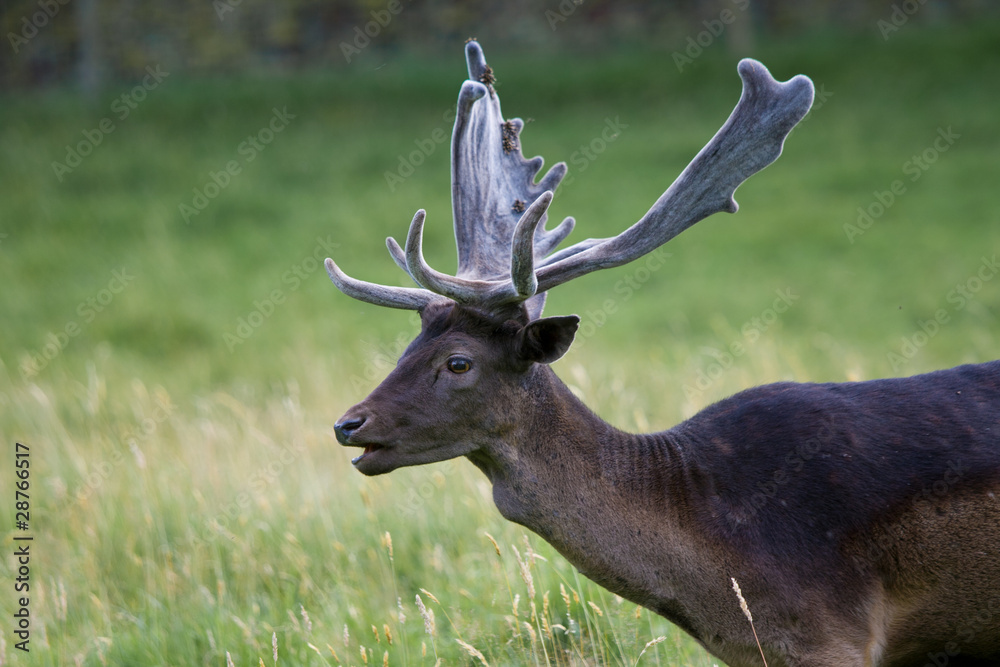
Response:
1,1,999,665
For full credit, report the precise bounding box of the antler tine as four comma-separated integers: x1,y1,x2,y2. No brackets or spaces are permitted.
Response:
324,257,438,310
403,208,517,305
510,191,553,297
533,59,814,294
387,192,555,306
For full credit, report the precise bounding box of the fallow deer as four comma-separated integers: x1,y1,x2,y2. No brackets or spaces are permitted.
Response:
325,42,1000,667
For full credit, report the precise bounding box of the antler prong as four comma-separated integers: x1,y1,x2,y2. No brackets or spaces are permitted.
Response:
385,237,407,275
510,191,554,298
404,209,515,304
324,257,437,310
535,215,575,257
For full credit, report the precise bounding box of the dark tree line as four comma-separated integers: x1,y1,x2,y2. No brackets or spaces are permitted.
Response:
1,0,993,89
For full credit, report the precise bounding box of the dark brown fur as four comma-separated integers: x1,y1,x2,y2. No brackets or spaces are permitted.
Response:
336,303,1000,667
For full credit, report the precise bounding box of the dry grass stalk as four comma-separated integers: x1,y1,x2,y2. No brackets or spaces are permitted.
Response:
326,644,341,662
226,651,235,667
272,631,278,664
484,532,502,557
372,624,380,644
383,623,393,645
731,577,768,667
415,594,436,636
512,546,535,598
633,636,667,665
522,621,537,644
587,601,603,617
300,605,312,633
456,638,491,666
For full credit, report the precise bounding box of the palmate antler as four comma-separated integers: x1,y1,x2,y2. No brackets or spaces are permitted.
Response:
325,42,814,319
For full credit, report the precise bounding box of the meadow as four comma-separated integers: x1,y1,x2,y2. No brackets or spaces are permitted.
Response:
1,21,998,666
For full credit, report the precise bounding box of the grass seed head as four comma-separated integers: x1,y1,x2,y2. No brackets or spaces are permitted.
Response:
731,578,753,623
415,594,435,635
300,605,312,633
484,532,501,557
456,638,490,667
636,636,667,663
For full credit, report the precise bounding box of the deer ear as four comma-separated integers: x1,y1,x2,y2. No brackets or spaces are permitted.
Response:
517,315,580,365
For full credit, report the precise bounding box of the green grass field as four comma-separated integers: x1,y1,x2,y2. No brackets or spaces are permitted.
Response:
1,22,999,666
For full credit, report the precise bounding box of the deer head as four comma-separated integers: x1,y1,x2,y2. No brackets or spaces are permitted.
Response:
328,41,814,476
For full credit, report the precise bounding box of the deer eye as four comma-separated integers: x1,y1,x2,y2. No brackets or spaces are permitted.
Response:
447,356,472,374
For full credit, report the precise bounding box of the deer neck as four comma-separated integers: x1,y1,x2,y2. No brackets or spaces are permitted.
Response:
467,365,706,619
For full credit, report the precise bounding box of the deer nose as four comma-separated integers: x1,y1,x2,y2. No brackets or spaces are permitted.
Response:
334,417,366,444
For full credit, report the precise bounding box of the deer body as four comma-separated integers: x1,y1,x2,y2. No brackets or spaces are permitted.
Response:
470,352,1000,666
323,42,1000,666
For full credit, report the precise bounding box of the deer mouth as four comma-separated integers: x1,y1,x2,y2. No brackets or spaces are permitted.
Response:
352,443,384,465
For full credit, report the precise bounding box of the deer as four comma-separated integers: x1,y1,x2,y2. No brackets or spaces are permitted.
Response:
324,41,1000,667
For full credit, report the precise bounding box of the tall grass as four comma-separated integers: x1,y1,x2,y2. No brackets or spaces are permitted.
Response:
1,22,998,666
